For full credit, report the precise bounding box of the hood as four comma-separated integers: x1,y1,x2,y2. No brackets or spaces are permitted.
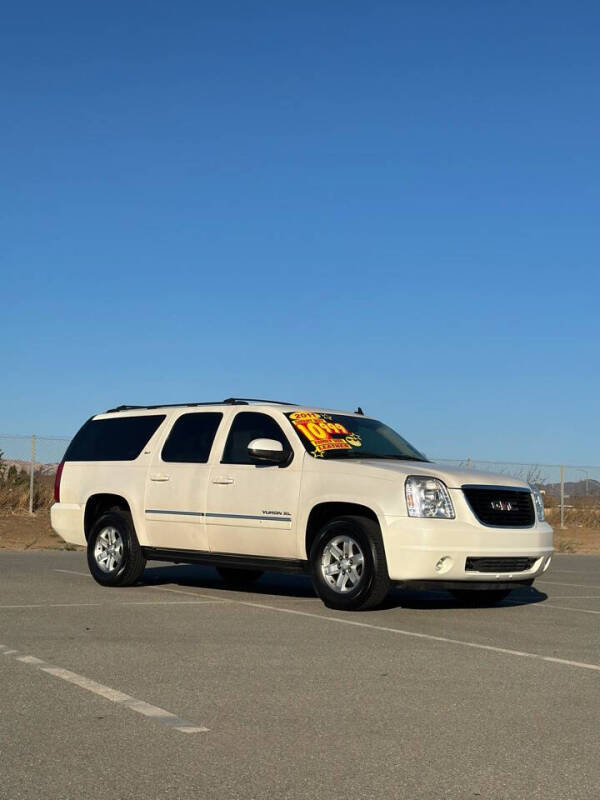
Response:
334,459,531,490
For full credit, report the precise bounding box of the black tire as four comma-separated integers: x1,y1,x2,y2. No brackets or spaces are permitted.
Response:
87,509,146,587
310,515,390,611
450,588,512,606
216,567,263,586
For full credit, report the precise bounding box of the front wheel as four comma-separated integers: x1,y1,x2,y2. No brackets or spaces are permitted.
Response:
310,516,390,611
87,510,146,587
450,589,512,606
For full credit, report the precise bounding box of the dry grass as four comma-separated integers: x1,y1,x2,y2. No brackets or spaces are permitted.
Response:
0,470,54,512
546,506,600,529
554,526,600,554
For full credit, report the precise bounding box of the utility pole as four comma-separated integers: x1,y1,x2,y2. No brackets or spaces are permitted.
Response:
560,465,565,530
29,435,36,514
576,468,589,497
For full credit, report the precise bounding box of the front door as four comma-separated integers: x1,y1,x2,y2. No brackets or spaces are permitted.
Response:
207,411,301,558
144,411,224,551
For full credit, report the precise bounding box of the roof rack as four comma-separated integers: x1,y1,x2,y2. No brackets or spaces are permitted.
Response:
105,398,297,413
104,402,228,413
222,397,297,406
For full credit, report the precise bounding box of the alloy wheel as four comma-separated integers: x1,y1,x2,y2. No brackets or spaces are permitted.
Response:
93,526,124,573
320,535,365,593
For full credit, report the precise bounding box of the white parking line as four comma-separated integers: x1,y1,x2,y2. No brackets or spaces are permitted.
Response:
538,604,600,616
149,581,600,620
546,595,600,600
508,593,600,617
236,601,600,674
548,571,600,575
537,580,600,589
110,599,225,605
0,600,225,609
0,645,208,733
53,569,229,603
54,569,93,576
1,602,102,609
50,568,600,672
505,600,600,617
147,585,231,602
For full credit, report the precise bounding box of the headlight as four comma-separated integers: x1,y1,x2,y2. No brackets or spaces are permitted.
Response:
405,476,455,519
530,486,545,522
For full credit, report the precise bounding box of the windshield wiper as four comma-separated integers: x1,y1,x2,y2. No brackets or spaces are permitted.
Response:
367,455,428,462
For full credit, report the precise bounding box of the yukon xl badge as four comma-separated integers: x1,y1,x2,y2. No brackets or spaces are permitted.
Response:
490,500,515,512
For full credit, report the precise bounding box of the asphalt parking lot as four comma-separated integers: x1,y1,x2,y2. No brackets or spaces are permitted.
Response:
1,552,599,800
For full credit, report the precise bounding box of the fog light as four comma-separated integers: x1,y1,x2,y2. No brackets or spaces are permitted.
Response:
434,556,453,574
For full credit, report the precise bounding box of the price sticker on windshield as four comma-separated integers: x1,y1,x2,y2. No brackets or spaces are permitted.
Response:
288,412,363,457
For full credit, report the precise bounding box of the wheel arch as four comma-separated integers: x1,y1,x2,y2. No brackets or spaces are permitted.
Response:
303,500,384,559
84,493,134,541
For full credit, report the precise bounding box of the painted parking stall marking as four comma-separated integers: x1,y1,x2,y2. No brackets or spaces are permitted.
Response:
0,599,227,610
237,600,600,674
52,569,600,675
0,645,208,734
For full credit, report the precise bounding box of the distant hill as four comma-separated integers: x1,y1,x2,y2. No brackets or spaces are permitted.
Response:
1,460,59,476
543,479,600,498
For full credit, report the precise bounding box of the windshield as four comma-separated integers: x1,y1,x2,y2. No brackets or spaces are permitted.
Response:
285,411,428,461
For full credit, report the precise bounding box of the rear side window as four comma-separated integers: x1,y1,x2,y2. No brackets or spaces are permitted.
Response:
64,415,165,461
162,413,222,463
222,412,292,465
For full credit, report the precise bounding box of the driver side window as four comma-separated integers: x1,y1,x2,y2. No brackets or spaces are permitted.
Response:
222,412,292,465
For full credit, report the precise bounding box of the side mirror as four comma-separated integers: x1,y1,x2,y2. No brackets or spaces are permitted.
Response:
248,438,287,465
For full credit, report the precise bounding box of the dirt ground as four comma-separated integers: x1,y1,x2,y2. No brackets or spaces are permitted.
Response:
553,526,600,553
0,511,598,554
0,512,83,551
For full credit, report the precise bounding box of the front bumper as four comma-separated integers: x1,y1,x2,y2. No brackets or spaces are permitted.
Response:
382,516,554,582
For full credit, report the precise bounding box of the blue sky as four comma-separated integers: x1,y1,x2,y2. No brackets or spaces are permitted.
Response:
1,1,599,463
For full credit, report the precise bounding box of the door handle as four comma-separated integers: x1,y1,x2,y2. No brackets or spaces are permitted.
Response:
150,473,170,482
211,477,234,485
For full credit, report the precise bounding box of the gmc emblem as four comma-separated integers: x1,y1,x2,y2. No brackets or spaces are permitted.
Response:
490,500,515,512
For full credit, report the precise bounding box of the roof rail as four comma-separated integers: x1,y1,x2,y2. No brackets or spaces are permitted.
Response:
222,397,297,406
104,401,241,413
104,398,297,413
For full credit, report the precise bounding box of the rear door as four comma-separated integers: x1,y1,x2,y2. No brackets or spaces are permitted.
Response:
206,411,302,558
144,411,223,551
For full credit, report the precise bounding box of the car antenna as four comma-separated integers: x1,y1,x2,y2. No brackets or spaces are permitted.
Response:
356,406,364,415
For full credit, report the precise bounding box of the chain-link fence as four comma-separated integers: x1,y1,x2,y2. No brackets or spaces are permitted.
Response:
0,435,71,513
1,435,599,529
433,459,600,530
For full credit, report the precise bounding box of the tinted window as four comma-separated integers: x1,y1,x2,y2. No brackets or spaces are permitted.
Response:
222,412,292,465
285,411,427,461
64,415,165,461
162,413,222,463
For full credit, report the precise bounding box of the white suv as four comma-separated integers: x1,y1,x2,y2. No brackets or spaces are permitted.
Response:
51,398,553,610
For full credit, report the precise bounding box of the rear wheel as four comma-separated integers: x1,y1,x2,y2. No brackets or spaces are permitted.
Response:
450,588,512,606
87,510,146,587
310,515,390,611
217,567,263,586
